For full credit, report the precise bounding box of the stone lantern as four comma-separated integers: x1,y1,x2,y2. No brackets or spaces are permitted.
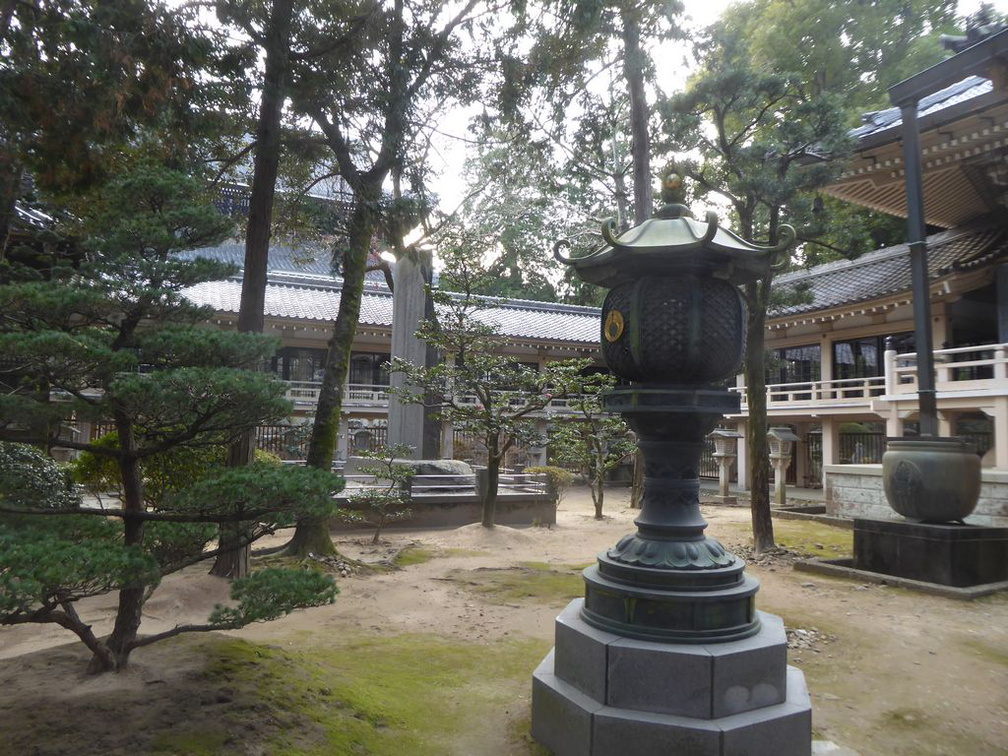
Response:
531,173,812,755
710,428,743,505
768,426,800,507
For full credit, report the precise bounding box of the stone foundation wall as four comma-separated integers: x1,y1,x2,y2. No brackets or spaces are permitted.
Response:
334,491,557,530
824,464,1008,527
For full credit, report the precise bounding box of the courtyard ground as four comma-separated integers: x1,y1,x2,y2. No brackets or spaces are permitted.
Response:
0,486,1005,755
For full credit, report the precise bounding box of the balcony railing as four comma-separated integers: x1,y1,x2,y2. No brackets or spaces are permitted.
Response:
735,341,1008,413
283,381,584,415
733,376,886,412
887,343,1008,394
284,382,390,408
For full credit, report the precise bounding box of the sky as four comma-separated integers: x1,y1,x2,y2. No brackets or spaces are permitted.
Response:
426,0,1006,214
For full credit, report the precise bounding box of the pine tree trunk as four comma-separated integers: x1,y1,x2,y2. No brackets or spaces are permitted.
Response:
481,443,501,528
592,443,605,518
102,421,146,671
289,193,379,555
593,475,605,519
211,0,294,578
745,280,775,553
630,449,643,509
621,6,652,225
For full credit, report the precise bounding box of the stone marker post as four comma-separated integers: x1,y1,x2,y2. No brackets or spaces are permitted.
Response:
768,426,800,508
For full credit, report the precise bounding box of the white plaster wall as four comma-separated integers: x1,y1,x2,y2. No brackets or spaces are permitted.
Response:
824,464,1008,527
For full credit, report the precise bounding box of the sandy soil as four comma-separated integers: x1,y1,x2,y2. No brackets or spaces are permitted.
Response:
1,486,1006,755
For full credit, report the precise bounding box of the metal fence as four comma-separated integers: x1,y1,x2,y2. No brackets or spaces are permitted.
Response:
452,429,532,470
699,437,718,479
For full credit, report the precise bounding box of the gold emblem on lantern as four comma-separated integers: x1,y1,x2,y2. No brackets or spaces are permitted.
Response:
604,310,625,342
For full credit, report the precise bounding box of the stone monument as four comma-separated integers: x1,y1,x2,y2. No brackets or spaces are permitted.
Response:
387,247,440,459
531,173,812,755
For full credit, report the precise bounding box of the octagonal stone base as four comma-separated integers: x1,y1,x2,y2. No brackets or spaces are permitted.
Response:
531,599,811,756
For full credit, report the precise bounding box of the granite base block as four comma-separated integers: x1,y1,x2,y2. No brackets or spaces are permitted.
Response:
533,599,811,755
531,650,601,756
554,600,621,703
853,518,1008,587
552,599,787,720
533,650,811,756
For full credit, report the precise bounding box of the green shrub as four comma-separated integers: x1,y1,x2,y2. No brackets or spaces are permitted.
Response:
525,465,573,505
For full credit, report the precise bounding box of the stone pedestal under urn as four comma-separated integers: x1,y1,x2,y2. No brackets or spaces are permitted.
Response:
531,174,812,756
855,437,1008,588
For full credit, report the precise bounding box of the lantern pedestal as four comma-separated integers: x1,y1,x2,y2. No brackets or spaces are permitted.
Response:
532,386,810,755
532,602,811,756
580,387,761,644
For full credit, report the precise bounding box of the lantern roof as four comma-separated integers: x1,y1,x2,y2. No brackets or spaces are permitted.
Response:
556,203,794,288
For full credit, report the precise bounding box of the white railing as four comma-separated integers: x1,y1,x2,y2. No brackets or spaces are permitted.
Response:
734,341,1008,414
340,470,548,498
734,375,886,411
284,382,390,408
285,381,584,415
887,343,1008,395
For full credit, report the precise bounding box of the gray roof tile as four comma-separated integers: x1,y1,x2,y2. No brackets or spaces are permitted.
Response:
850,76,992,141
771,223,1008,318
184,275,600,344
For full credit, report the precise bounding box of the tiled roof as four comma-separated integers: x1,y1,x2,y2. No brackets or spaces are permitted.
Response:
471,299,600,344
771,222,1008,318
185,274,394,327
185,240,338,277
850,76,992,141
184,272,601,345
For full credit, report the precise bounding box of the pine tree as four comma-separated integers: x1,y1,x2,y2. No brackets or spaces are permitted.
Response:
0,164,341,672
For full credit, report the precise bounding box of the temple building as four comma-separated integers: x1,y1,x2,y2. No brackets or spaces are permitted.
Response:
176,27,1008,522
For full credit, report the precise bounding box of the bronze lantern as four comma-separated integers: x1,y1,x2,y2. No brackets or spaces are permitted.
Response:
554,176,794,642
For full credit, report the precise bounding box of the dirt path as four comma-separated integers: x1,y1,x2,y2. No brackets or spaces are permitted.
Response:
1,486,1006,755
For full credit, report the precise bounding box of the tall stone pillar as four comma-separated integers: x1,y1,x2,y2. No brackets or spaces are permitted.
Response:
388,249,440,459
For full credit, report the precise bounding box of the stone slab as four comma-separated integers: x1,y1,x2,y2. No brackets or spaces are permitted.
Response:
853,518,1008,587
554,599,621,702
794,557,1008,599
720,666,811,756
592,705,723,755
532,651,811,756
546,601,790,721
607,634,716,719
532,650,602,756
708,612,788,718
591,664,812,756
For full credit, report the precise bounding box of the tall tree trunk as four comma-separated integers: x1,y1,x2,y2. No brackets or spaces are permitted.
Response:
288,192,380,555
592,474,605,519
621,7,652,225
211,0,294,578
592,442,605,518
630,449,643,508
0,154,21,263
745,278,775,553
481,440,501,528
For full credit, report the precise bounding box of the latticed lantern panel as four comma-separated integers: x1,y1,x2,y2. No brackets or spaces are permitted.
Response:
601,275,746,383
